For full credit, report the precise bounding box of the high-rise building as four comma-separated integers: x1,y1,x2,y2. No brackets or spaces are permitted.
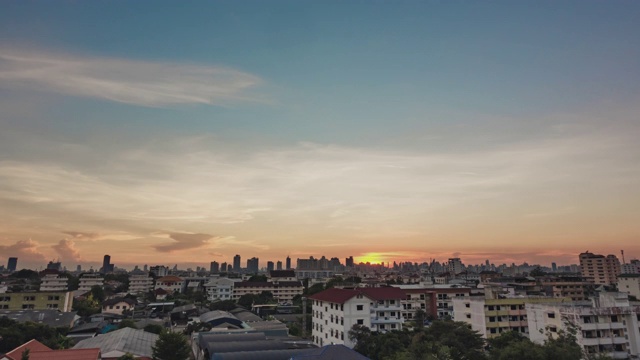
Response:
345,256,354,268
233,255,241,272
267,261,275,272
447,258,464,275
102,255,113,274
247,257,259,273
286,256,291,270
7,257,17,272
579,252,620,285
221,262,228,272
276,261,283,270
210,261,219,273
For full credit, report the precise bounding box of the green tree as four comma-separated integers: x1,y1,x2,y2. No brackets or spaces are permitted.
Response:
237,294,257,309
20,348,30,360
117,354,136,360
247,274,268,282
488,331,545,360
90,285,105,302
118,319,138,330
414,309,426,330
542,328,582,360
306,283,325,296
529,266,547,277
152,331,191,360
144,324,165,335
209,300,237,311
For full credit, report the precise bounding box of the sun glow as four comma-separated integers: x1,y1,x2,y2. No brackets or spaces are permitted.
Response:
356,252,387,265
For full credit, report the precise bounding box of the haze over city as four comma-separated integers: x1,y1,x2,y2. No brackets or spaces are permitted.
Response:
1,1,639,270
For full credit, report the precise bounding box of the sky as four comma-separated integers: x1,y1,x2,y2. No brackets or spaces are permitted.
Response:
1,1,639,270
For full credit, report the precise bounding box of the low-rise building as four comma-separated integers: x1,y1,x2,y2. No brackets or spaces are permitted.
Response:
79,274,105,292
39,274,69,292
204,277,236,302
128,274,154,295
154,275,185,294
102,297,136,315
309,287,406,348
527,292,640,359
233,281,303,302
0,291,73,311
73,327,159,359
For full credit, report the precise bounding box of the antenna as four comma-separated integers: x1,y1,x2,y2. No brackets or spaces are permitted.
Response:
621,250,626,264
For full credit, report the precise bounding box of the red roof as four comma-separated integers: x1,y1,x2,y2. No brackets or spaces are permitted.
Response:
359,287,406,301
5,339,52,360
309,287,406,304
28,349,101,360
157,275,183,282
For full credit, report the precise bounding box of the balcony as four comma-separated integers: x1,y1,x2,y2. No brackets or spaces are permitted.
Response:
372,304,403,311
371,316,404,324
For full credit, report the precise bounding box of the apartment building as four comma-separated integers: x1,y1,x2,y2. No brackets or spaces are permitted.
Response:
394,284,471,319
579,252,620,285
453,287,567,339
0,291,73,312
527,292,640,359
78,274,105,292
537,276,591,301
128,274,154,295
204,277,237,301
309,287,406,348
154,275,185,294
232,280,303,302
617,274,640,299
39,274,68,292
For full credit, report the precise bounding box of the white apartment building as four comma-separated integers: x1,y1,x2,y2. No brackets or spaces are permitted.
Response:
78,274,104,292
393,284,471,320
128,274,154,295
621,260,640,275
453,287,567,339
309,287,406,348
154,275,185,294
204,277,237,301
527,292,640,359
617,274,640,300
232,280,303,302
39,274,68,292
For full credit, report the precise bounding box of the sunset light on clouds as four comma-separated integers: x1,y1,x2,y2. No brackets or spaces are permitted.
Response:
1,1,639,270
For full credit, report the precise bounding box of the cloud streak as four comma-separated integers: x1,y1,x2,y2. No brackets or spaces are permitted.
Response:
52,239,82,262
153,232,217,253
0,47,263,107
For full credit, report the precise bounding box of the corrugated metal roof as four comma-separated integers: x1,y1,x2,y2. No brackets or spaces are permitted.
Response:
72,327,158,358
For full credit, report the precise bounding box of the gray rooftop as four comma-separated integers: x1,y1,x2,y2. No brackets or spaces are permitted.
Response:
0,309,77,328
73,326,158,358
291,345,371,359
211,349,316,360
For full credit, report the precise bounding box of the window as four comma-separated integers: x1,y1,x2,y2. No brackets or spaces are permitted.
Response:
357,305,364,311
22,304,35,309
488,306,495,310
357,319,364,324
23,296,36,301
0,296,10,302
547,312,555,318
465,303,470,308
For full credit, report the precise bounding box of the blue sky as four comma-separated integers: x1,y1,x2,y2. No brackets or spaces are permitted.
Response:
1,1,639,269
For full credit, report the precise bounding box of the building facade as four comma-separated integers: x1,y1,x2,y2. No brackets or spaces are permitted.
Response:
527,292,640,359
154,276,185,294
78,274,105,292
309,287,406,348
39,274,69,292
232,280,303,302
579,252,620,285
128,274,154,295
0,291,73,311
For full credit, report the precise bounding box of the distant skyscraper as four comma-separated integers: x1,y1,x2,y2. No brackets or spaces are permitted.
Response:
579,252,620,285
346,256,354,268
552,262,557,272
267,261,275,272
233,255,241,272
276,261,283,270
7,257,18,272
210,261,219,273
77,265,82,272
221,262,228,272
286,256,291,270
143,264,148,272
247,257,259,273
102,255,112,274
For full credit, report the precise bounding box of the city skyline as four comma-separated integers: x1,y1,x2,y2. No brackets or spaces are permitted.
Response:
1,1,639,269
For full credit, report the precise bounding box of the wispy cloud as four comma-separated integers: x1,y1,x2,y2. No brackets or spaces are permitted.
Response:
0,46,264,107
152,232,218,253
0,239,47,265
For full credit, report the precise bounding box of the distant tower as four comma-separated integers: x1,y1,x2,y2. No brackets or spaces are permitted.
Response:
233,255,241,272
210,261,219,273
102,255,111,274
247,257,259,273
221,262,228,272
7,257,18,272
267,261,275,272
276,261,283,270
286,256,291,270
